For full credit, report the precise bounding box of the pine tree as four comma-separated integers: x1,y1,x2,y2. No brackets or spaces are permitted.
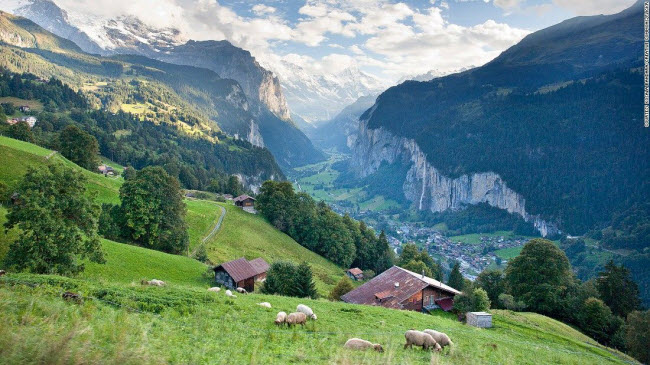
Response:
447,262,464,291
291,262,318,299
597,260,641,317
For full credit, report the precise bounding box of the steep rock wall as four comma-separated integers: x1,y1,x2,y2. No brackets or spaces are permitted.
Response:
349,119,557,237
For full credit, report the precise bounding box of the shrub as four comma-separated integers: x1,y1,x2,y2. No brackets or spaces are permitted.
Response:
328,277,354,301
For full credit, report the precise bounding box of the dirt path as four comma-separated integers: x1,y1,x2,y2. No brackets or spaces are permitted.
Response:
44,151,57,160
202,205,226,245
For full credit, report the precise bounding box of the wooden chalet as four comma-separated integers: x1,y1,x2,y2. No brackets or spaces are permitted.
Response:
233,195,255,207
213,257,269,292
341,266,461,312
346,268,364,281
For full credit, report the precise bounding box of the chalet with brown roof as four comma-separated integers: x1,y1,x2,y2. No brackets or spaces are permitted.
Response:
341,266,461,312
346,267,364,281
213,257,269,292
233,194,255,207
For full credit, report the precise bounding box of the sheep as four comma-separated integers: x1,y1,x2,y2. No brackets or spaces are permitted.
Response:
236,287,248,294
422,329,453,350
225,290,237,298
404,330,441,351
296,304,317,320
141,279,166,286
207,287,221,293
258,302,272,308
286,312,307,327
275,311,287,326
344,338,384,352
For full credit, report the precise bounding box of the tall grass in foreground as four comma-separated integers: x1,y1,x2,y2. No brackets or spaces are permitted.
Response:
0,274,635,365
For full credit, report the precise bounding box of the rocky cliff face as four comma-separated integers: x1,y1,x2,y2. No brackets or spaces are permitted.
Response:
349,118,557,237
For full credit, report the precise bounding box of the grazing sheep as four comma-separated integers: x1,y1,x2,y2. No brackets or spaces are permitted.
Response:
0,270,5,277
404,330,441,351
236,287,248,294
62,291,83,304
207,287,221,292
423,329,453,349
275,311,287,326
258,302,272,308
141,279,166,287
297,304,317,320
225,290,237,298
344,338,384,352
287,312,307,327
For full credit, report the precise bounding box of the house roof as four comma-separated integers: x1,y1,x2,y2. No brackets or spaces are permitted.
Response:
233,194,255,202
215,257,258,283
249,258,269,276
347,268,363,276
435,297,455,311
341,266,461,309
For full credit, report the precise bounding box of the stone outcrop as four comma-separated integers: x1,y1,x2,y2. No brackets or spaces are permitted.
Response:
349,118,557,237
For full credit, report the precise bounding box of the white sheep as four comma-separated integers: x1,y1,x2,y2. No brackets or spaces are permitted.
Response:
404,330,441,351
286,312,307,326
297,304,317,320
207,287,221,292
236,287,248,294
275,311,287,326
258,302,272,308
423,329,453,350
225,289,237,298
141,279,166,287
344,338,384,352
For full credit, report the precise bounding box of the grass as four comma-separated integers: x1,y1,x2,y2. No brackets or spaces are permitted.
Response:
494,246,523,260
0,274,637,365
448,231,518,245
0,96,43,112
207,204,346,295
185,199,223,253
81,239,208,288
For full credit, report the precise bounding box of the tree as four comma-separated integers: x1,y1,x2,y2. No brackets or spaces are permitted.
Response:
403,260,432,277
498,294,526,311
476,270,505,307
226,175,243,196
118,166,189,254
3,164,104,275
261,261,296,296
453,288,490,313
505,239,573,315
447,262,464,291
7,122,34,142
58,125,100,170
625,310,650,363
472,288,491,312
597,260,641,318
122,166,136,180
399,243,441,279
578,297,615,344
329,276,354,301
291,262,318,299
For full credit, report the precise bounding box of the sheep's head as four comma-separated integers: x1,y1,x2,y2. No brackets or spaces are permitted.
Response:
434,343,442,352
373,344,384,353
311,314,317,320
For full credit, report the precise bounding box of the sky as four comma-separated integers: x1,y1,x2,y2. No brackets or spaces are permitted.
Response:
53,0,637,83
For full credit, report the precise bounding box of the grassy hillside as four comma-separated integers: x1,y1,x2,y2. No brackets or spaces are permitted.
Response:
0,136,344,294
206,204,345,295
0,274,636,365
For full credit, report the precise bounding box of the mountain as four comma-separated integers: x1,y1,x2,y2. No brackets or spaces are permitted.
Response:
0,12,286,190
398,66,476,83
348,1,647,237
310,94,377,152
273,60,389,123
0,0,324,168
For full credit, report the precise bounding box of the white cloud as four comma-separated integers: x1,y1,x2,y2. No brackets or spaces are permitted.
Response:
252,4,276,16
552,0,636,15
493,0,522,11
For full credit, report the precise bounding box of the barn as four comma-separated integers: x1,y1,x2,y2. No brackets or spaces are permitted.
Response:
341,266,461,312
346,268,364,281
213,257,269,292
234,195,255,207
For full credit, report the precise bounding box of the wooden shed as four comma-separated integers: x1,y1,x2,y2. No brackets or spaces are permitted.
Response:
234,195,255,207
213,257,269,292
346,268,364,281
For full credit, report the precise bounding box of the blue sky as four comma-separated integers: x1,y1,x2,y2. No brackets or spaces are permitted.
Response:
53,0,637,82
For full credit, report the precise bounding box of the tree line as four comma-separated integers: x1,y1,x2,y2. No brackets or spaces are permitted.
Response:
467,239,648,363
255,181,394,272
